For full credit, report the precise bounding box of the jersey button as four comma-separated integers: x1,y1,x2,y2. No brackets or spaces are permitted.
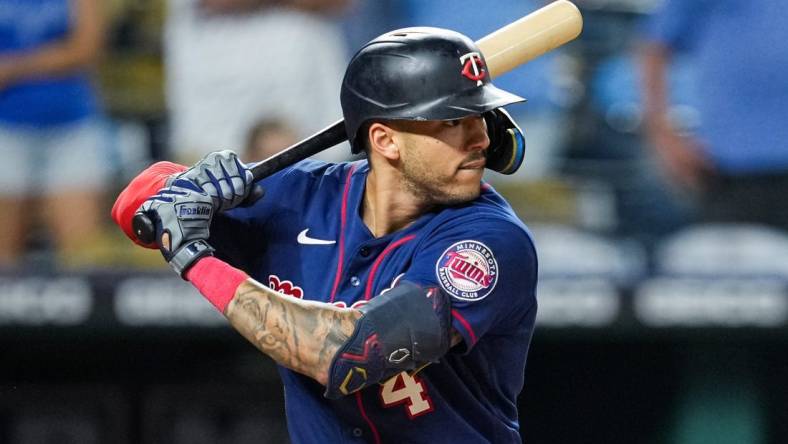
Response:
350,276,361,287
352,428,363,437
359,246,371,257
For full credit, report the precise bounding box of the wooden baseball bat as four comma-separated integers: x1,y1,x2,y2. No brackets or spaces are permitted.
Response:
133,0,583,243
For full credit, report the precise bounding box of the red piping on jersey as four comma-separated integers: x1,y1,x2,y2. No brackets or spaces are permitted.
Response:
329,164,356,303
356,391,382,444
364,234,417,300
451,309,477,345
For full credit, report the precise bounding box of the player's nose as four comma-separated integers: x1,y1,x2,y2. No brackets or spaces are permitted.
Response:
463,115,490,152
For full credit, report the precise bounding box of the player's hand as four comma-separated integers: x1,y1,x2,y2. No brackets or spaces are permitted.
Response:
175,150,260,212
137,178,216,277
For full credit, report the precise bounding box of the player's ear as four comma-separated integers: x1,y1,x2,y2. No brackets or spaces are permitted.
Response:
368,122,400,161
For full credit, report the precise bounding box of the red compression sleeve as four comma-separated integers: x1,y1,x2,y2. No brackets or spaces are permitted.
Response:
111,161,188,248
185,257,250,313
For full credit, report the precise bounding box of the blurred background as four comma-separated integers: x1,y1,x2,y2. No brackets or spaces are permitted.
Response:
1,0,787,442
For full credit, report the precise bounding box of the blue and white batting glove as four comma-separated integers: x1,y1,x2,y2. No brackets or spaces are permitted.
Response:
174,150,257,212
137,178,215,277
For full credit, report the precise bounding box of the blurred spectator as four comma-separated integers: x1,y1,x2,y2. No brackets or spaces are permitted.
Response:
164,0,351,163
0,0,111,268
640,0,788,229
242,117,298,162
640,3,788,442
582,52,697,245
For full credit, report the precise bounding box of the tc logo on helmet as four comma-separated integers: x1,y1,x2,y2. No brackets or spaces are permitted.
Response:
459,52,486,86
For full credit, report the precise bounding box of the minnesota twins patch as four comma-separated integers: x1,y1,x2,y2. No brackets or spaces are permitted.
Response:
436,240,498,301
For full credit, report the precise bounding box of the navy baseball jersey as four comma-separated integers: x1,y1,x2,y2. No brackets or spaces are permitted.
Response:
210,160,538,443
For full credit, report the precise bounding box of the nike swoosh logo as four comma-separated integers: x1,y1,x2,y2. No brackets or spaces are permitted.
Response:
297,228,336,245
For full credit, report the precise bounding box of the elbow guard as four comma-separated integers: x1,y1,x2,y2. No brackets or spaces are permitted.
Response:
324,281,452,399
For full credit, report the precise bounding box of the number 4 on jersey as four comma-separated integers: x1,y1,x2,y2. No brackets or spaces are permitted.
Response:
380,372,434,418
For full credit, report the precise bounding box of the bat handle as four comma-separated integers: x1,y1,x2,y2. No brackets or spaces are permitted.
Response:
132,211,157,245
131,183,263,246
236,119,347,207
131,119,348,246
130,186,261,246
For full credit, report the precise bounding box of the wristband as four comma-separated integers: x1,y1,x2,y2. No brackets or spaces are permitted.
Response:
185,256,249,313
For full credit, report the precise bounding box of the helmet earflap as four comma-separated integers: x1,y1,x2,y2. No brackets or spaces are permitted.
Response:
484,108,526,175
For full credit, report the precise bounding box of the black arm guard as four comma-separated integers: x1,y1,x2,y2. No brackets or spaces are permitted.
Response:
484,108,526,175
324,281,452,399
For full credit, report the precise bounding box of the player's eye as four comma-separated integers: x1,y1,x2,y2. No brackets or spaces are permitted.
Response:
444,119,462,127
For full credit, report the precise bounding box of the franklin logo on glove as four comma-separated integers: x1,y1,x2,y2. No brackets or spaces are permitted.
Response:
176,203,212,219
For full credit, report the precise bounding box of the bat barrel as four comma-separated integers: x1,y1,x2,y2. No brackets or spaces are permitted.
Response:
477,0,583,78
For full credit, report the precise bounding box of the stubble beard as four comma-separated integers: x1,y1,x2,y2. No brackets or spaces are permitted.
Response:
401,157,481,207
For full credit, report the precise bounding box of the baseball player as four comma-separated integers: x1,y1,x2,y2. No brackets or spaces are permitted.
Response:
113,28,538,443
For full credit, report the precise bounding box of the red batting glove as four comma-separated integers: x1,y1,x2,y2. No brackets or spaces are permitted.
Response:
111,161,188,248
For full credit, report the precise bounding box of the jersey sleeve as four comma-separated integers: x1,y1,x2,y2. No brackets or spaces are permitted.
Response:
402,217,538,353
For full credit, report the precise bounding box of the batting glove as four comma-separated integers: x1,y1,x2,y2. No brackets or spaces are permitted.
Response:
174,150,260,212
137,178,216,277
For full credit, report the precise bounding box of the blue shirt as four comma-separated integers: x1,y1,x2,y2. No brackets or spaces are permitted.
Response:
642,0,788,174
211,160,538,443
0,0,98,126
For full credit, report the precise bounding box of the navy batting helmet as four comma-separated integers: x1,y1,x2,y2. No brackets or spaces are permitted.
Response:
340,27,527,174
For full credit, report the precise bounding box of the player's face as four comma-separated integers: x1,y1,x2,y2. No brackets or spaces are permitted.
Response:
393,115,490,206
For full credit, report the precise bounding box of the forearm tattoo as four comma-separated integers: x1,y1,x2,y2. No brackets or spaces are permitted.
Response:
225,280,361,384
